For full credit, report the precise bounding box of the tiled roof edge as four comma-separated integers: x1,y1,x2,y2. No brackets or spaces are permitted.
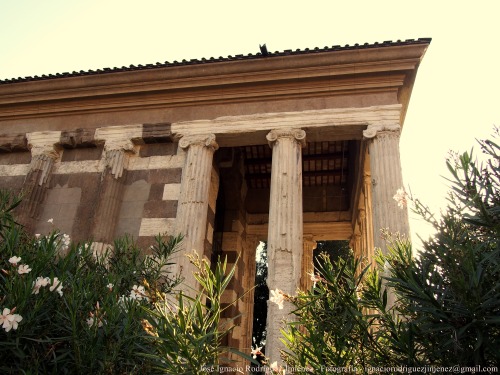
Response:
0,38,431,85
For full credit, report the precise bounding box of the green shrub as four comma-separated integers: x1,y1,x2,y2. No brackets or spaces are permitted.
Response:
0,190,255,374
279,129,500,372
0,193,182,374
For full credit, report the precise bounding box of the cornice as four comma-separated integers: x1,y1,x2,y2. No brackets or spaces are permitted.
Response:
0,44,428,121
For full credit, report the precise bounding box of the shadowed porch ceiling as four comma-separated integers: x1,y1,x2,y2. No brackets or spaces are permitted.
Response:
242,140,352,213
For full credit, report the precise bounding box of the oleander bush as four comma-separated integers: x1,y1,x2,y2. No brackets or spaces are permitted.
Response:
0,191,183,373
0,190,254,374
3,129,498,374
279,129,500,373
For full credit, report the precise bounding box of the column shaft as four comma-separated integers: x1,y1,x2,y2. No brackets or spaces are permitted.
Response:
265,128,305,362
364,125,409,253
175,134,218,292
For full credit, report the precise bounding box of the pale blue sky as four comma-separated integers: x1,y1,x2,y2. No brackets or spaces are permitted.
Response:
1,0,499,244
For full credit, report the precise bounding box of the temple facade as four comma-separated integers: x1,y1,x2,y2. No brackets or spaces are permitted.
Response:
0,39,430,361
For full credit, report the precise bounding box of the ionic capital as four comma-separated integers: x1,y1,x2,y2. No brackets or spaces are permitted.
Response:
266,128,306,148
362,124,401,140
95,125,144,179
26,131,62,160
179,133,218,151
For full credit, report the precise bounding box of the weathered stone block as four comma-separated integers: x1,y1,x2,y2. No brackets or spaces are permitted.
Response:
58,203,79,220
61,147,102,162
0,151,31,165
139,218,175,237
114,217,142,238
139,142,176,157
142,123,172,144
122,180,150,202
125,170,148,184
148,168,182,184
119,201,147,219
148,183,165,201
142,200,177,218
60,128,95,148
0,175,25,191
161,183,181,200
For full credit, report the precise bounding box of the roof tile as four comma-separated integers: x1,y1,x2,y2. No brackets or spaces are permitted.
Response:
0,38,431,84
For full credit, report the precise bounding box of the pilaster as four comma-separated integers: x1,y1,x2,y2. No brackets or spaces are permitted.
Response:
363,124,409,253
300,235,317,291
175,134,219,293
265,128,305,363
350,231,362,259
18,131,62,232
91,125,139,244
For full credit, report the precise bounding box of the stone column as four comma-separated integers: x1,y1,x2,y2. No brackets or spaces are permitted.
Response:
18,131,62,232
241,235,260,348
363,124,409,253
175,134,219,294
265,128,305,363
92,126,139,253
301,235,317,291
362,169,375,265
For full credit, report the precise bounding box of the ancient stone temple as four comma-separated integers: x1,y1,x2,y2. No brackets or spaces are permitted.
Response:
0,39,430,361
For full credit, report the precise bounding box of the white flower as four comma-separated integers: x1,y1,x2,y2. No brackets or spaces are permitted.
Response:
270,361,281,372
87,303,105,328
47,218,54,223
309,272,322,284
0,308,23,332
86,316,104,328
35,234,41,239
17,264,32,275
130,285,148,301
250,345,262,359
269,361,285,374
32,276,51,294
106,283,114,291
269,289,285,310
49,277,64,296
393,188,408,209
58,234,71,253
8,256,21,266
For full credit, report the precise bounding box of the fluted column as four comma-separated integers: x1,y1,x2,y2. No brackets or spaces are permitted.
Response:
265,128,305,363
175,134,219,293
363,124,409,253
350,229,362,258
18,131,62,232
362,169,375,265
92,126,139,246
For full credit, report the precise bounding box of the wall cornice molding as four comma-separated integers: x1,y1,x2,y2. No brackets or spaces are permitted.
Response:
0,44,427,121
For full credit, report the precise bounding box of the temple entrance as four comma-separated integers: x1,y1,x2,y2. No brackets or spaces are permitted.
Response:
210,140,358,359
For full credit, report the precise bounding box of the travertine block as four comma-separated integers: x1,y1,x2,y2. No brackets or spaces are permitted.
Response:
162,183,181,200
139,218,176,237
